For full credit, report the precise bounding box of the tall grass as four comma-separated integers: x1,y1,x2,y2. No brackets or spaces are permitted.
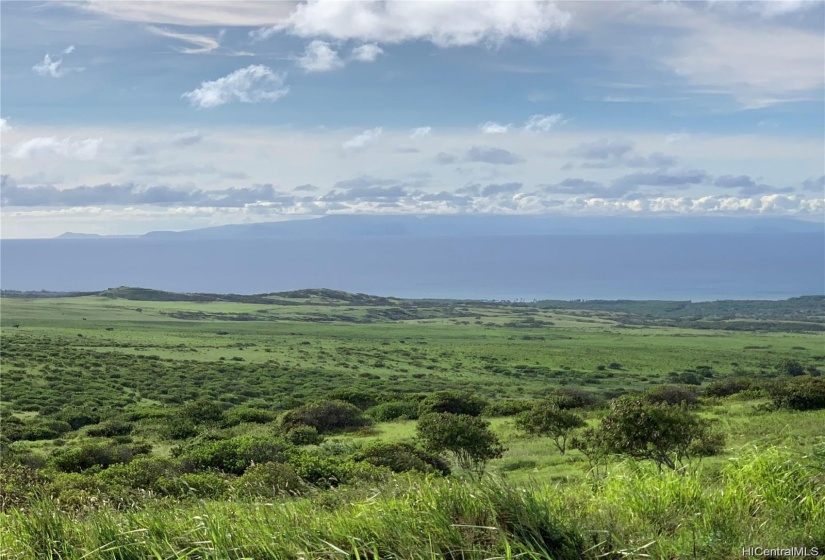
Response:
1,447,822,559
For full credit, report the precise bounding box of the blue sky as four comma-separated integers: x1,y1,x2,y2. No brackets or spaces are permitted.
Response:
1,0,823,238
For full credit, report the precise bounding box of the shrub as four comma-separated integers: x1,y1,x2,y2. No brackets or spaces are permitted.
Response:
515,401,585,455
224,407,279,427
51,443,137,473
156,472,229,499
284,426,324,446
645,385,699,406
177,398,225,427
704,378,754,398
96,457,179,490
483,399,534,417
355,442,451,475
546,388,604,410
56,408,101,431
417,413,504,479
365,400,420,421
419,391,488,417
325,389,382,410
281,399,372,434
593,396,723,470
178,435,294,475
769,375,825,411
87,421,133,438
234,462,304,497
777,358,806,377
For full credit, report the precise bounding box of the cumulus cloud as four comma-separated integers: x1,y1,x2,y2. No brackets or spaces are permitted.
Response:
10,137,103,160
32,47,84,78
342,127,383,151
296,40,344,72
0,178,296,208
252,0,571,46
480,121,511,134
409,126,431,139
147,26,220,54
0,117,11,132
350,43,384,62
182,65,288,108
523,113,565,132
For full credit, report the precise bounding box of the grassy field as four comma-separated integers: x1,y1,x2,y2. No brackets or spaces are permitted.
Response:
1,290,824,559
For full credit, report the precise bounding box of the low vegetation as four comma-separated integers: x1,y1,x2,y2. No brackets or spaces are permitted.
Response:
1,290,823,558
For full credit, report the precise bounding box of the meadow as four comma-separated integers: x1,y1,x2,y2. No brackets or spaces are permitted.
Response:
1,289,824,559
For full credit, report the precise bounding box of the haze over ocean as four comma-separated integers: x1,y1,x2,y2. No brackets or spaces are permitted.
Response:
3,233,822,300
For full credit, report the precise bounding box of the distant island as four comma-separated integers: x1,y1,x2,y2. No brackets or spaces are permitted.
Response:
53,214,824,240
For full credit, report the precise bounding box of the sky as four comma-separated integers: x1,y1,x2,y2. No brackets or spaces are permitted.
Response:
0,0,823,238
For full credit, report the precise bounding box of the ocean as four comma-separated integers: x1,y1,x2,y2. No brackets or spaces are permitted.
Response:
1,233,822,301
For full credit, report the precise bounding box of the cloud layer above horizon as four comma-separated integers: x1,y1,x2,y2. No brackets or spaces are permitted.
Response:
0,0,823,237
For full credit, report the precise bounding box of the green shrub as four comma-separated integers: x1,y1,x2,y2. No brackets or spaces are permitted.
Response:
355,442,451,475
87,421,133,438
704,378,753,398
234,462,304,497
515,400,585,454
483,399,534,417
51,443,138,473
55,408,101,431
593,396,724,470
96,457,179,490
365,400,420,421
224,406,279,427
546,388,604,410
646,385,699,406
178,435,294,475
769,375,825,411
156,472,229,499
284,425,324,446
419,391,488,417
417,413,504,479
281,399,372,434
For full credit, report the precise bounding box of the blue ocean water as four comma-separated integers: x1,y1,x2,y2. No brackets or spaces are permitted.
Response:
1,233,823,300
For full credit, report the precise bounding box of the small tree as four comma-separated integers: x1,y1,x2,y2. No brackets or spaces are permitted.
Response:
515,400,585,455
417,413,504,479
281,399,372,434
595,396,722,470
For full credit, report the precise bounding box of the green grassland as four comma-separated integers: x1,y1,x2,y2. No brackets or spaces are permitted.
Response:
1,289,824,559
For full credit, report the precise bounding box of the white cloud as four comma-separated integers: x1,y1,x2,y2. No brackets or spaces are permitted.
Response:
570,2,825,108
296,40,344,72
480,122,511,134
10,137,103,160
252,0,571,47
342,127,383,151
0,118,11,132
182,65,288,108
147,26,220,54
350,43,384,62
32,47,84,78
409,126,431,139
523,114,565,132
76,1,295,27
